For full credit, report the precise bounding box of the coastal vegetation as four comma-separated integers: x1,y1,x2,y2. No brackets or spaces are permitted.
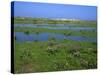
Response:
14,17,97,73
13,17,97,26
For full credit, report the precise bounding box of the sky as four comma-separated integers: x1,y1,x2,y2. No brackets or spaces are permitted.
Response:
12,1,97,21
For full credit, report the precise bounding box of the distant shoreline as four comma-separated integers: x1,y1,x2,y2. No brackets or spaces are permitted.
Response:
12,17,97,25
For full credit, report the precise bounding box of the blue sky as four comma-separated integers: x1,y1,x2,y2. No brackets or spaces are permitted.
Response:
12,1,97,21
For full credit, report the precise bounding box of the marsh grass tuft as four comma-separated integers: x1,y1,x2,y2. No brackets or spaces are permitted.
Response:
48,37,56,41
36,31,39,34
24,30,30,35
53,61,66,70
46,41,60,55
34,39,38,42
46,46,59,55
92,42,97,45
63,31,72,36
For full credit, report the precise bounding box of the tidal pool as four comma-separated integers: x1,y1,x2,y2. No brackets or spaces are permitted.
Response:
14,24,96,31
15,32,96,42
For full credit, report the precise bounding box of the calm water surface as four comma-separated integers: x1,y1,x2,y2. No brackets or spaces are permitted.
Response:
14,24,96,31
15,32,96,42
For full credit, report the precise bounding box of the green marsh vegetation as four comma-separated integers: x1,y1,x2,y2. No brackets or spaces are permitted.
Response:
14,40,97,73
15,27,96,37
13,17,97,27
14,17,97,73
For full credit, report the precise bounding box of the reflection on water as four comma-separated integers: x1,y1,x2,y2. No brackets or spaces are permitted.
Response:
15,32,96,42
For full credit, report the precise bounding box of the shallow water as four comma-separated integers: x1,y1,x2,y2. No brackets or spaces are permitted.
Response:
15,32,96,42
14,24,96,31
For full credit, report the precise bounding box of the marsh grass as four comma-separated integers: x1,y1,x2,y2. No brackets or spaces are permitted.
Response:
36,31,40,34
48,37,56,41
14,20,97,73
34,39,38,42
24,30,30,35
14,39,97,73
15,27,96,37
63,31,72,36
46,41,60,55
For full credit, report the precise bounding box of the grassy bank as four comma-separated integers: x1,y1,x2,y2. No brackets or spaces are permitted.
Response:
15,27,96,37
13,17,97,26
14,39,97,73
